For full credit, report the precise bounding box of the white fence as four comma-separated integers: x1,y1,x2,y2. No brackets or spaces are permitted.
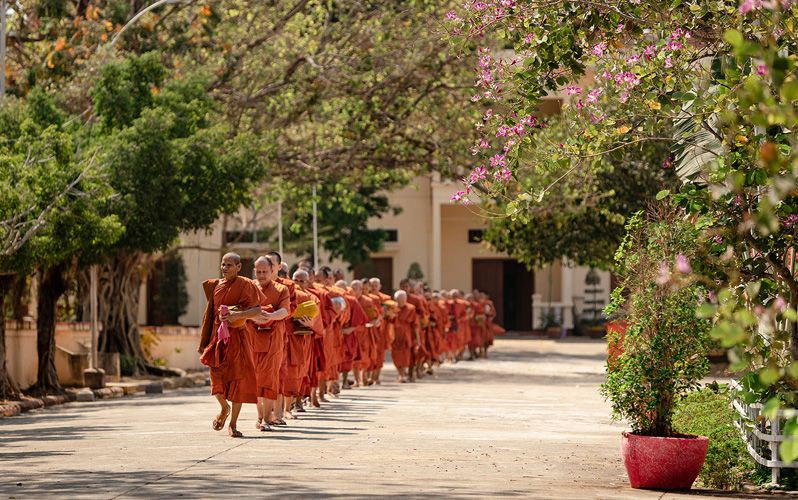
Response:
730,379,798,485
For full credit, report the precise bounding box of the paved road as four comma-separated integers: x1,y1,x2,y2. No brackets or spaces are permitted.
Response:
0,338,766,499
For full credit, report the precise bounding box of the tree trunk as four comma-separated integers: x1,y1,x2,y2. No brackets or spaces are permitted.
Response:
95,253,150,372
0,275,21,400
11,275,27,323
29,265,68,396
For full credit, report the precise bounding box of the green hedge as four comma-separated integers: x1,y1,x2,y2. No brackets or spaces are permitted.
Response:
673,388,755,490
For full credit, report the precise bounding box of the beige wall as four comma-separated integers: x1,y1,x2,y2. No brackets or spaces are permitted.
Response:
368,177,433,287
439,204,504,291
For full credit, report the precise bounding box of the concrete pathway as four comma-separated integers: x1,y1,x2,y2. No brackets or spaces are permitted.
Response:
0,338,775,499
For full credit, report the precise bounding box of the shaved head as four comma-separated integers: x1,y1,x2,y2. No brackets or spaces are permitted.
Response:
223,252,241,265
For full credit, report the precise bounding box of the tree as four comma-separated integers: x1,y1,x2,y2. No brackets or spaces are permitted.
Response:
88,53,265,368
444,0,798,460
481,117,678,270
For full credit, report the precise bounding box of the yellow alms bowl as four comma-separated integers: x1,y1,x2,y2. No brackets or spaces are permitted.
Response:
365,307,379,320
293,300,319,319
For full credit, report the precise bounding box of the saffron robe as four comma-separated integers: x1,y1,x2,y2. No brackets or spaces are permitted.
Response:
391,302,419,368
199,276,265,404
250,280,290,400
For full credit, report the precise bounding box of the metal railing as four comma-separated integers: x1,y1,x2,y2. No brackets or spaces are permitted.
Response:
730,379,798,485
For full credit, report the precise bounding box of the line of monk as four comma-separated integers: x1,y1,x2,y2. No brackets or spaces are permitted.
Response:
197,252,505,437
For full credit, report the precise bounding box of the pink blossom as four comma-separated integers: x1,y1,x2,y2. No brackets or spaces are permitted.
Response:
714,235,723,244
472,166,488,180
451,191,466,202
586,87,603,104
643,45,656,60
757,64,768,76
615,24,625,33
783,214,798,228
471,94,481,102
656,261,670,285
490,154,506,168
740,0,762,13
675,254,692,274
619,92,630,103
494,166,513,182
664,57,673,69
592,42,607,56
775,296,788,312
566,86,582,96
663,157,672,169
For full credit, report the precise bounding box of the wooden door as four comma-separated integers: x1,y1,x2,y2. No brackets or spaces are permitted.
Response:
472,259,534,331
355,257,394,294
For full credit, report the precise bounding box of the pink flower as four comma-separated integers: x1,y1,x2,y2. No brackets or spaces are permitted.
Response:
494,166,513,182
592,42,607,56
663,157,672,169
775,296,788,312
489,154,506,168
472,166,488,180
740,0,761,13
615,24,625,33
643,45,656,60
714,235,723,244
783,214,798,228
656,261,670,285
675,254,692,274
471,94,481,102
586,87,603,104
757,64,767,76
451,191,465,202
565,86,582,96
664,57,673,69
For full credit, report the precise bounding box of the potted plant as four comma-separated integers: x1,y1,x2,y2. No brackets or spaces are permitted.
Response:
601,207,712,490
583,269,607,338
539,309,563,339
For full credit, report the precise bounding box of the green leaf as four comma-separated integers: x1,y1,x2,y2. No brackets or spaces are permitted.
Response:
724,30,743,47
656,189,670,200
781,437,798,464
762,396,781,419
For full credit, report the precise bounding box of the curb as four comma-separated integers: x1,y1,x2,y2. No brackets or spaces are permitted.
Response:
0,376,204,419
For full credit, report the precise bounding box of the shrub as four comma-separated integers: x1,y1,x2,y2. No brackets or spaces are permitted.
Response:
673,388,755,490
119,354,136,377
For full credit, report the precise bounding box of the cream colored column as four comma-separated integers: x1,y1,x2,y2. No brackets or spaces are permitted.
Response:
561,258,574,328
431,193,442,290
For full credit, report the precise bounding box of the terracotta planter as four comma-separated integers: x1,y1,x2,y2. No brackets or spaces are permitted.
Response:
606,321,628,371
546,327,562,339
621,432,708,490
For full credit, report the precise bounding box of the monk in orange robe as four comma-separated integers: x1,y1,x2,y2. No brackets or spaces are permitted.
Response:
441,290,458,362
340,284,368,389
351,280,381,387
304,268,336,407
282,269,323,418
390,290,420,383
450,289,472,361
322,282,347,398
266,252,298,424
467,292,486,360
400,279,430,380
249,256,291,431
198,253,265,438
428,293,451,363
367,277,394,385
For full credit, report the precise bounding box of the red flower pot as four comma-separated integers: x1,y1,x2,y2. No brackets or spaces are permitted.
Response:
621,432,708,489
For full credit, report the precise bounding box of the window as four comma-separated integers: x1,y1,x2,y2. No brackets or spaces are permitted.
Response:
468,229,484,243
385,229,399,243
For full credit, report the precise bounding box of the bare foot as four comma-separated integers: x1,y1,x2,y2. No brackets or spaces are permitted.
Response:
258,421,272,432
319,396,329,402
284,410,297,420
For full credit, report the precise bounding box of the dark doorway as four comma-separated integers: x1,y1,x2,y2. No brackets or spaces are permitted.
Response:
472,259,534,331
355,257,394,294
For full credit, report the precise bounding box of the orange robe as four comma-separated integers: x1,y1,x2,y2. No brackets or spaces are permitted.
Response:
353,294,380,370
369,292,391,369
341,293,368,372
321,285,346,380
391,302,418,368
249,280,290,400
283,288,323,396
445,299,458,352
429,299,450,358
274,277,297,396
453,298,472,351
469,301,486,350
304,284,334,395
407,293,430,364
199,276,265,404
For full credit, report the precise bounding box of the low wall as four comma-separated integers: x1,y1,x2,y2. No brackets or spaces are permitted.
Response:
5,321,119,389
143,326,204,372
